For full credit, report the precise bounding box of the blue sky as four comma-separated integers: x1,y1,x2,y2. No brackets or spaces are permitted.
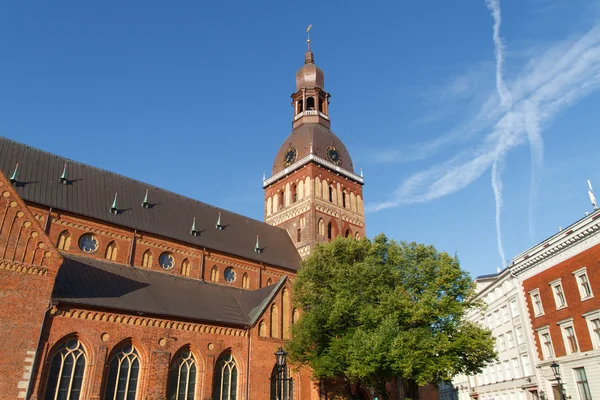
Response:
2,1,600,278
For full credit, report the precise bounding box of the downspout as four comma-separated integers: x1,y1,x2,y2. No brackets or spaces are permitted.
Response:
128,229,137,266
200,248,206,280
246,327,251,400
25,302,54,400
43,207,53,234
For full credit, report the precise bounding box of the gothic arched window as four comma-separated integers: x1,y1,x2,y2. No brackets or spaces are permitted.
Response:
327,222,332,240
44,338,86,400
181,259,190,276
270,364,293,400
306,97,315,110
57,230,72,251
283,289,291,340
258,321,267,337
106,241,118,261
345,229,351,238
270,305,280,338
266,278,273,286
167,348,197,400
297,99,303,114
211,266,219,282
291,184,297,203
342,192,347,208
105,343,141,400
142,250,153,268
328,186,333,202
242,273,249,289
292,308,300,325
318,219,325,236
212,353,238,400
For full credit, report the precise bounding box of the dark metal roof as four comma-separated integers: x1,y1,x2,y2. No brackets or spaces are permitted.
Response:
53,254,284,326
0,137,301,271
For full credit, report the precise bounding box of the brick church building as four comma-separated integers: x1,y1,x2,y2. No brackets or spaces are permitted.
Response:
0,39,366,400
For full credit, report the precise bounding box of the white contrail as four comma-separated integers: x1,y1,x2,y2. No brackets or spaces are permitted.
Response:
491,159,507,268
524,101,544,238
487,0,510,267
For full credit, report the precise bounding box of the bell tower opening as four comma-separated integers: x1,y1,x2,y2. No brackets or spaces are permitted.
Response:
263,29,365,259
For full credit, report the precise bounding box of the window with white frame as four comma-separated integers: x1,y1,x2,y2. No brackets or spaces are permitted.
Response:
521,354,531,376
507,330,515,348
582,310,600,349
573,267,594,300
574,367,592,400
511,358,521,378
490,365,497,383
487,314,494,329
516,326,524,345
495,310,502,325
537,328,554,359
502,306,510,323
559,319,579,354
549,279,567,309
497,363,503,381
504,360,511,380
510,299,519,318
530,289,544,317
498,334,506,351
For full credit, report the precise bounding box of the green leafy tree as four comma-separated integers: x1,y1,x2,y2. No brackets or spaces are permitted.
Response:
287,234,496,400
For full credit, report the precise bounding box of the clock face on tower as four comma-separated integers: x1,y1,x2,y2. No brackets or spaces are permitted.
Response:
326,146,342,166
283,146,297,167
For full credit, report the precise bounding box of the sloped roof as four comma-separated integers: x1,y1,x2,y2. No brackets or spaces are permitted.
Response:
0,137,301,271
53,254,284,326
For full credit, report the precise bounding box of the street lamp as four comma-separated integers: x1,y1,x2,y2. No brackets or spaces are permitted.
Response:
550,362,565,400
275,347,287,400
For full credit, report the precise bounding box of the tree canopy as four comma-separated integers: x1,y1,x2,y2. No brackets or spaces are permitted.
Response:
286,234,496,399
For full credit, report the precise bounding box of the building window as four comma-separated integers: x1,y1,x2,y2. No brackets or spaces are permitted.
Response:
342,192,346,208
291,184,297,203
292,308,299,324
167,348,197,400
561,324,579,354
573,268,594,300
259,321,267,337
507,330,515,348
486,314,494,329
306,97,315,110
318,219,325,236
354,232,360,240
497,363,504,381
142,250,153,268
181,259,190,276
266,278,273,286
501,306,509,322
494,310,501,325
498,334,506,352
105,241,118,261
213,353,238,400
521,354,531,376
159,252,175,270
511,358,521,378
44,338,85,400
57,230,72,251
270,364,293,400
538,330,554,359
550,279,567,309
283,289,291,340
299,215,305,227
297,228,301,243
242,273,249,289
530,290,544,317
503,360,511,380
210,266,219,282
224,267,236,283
586,315,600,348
328,186,333,202
345,229,350,238
574,368,592,400
516,326,524,345
78,234,99,253
270,305,279,338
510,300,519,318
105,343,140,400
327,222,332,240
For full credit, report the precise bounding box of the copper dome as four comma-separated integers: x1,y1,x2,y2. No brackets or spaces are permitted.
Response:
272,124,354,175
296,62,324,90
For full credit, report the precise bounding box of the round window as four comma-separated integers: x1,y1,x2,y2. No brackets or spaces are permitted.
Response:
78,234,99,253
159,252,175,270
224,267,236,283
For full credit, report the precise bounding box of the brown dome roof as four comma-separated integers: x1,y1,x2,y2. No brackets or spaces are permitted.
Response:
296,62,324,90
272,123,354,175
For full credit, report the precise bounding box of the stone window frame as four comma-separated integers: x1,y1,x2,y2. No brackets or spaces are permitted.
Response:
501,305,510,323
497,333,506,352
549,278,568,310
516,326,525,345
535,325,554,360
582,309,600,349
557,317,580,355
572,267,594,301
509,298,519,318
506,330,515,349
529,288,545,318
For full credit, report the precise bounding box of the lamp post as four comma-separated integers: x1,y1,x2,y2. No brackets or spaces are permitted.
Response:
275,347,287,400
550,362,565,400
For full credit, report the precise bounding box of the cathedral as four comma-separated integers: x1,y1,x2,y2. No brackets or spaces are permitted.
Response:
0,39,366,400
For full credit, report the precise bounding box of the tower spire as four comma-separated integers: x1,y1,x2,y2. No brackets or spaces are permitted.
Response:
305,24,314,64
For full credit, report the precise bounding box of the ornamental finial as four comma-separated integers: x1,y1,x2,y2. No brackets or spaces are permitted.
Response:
110,193,119,214
216,212,223,230
9,162,18,184
141,188,150,208
190,217,200,236
59,163,68,184
305,24,314,64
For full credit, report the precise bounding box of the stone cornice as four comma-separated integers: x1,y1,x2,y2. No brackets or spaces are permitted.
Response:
263,154,363,187
510,211,600,279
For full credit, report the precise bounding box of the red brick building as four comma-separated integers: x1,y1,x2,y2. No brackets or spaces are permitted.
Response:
510,211,600,400
0,40,365,400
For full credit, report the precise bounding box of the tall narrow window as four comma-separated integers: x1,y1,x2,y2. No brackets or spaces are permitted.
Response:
564,326,579,353
306,97,315,110
299,215,306,227
345,229,350,238
551,281,567,308
270,364,293,400
57,230,72,251
292,308,299,325
44,338,85,400
106,241,118,261
270,305,280,338
318,219,325,236
574,368,592,400
297,100,303,114
105,343,140,400
591,318,600,348
211,266,219,282
279,191,284,210
328,186,333,202
540,332,554,359
296,229,301,243
342,192,346,208
142,250,153,268
282,289,291,340
266,278,273,286
258,321,267,337
530,291,544,316
242,273,249,289
167,348,197,400
212,353,237,400
181,259,190,276
327,222,332,240
291,184,297,203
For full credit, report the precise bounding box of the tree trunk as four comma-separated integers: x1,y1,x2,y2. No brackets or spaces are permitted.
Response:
344,379,362,400
403,379,420,400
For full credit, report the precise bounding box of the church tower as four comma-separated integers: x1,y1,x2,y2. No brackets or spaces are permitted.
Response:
263,36,365,259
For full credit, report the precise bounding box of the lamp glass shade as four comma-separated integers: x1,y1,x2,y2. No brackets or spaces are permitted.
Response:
275,347,287,367
550,362,560,377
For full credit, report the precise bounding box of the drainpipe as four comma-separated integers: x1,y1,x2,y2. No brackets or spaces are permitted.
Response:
128,229,137,266
246,327,251,400
43,207,53,234
200,248,206,280
25,302,54,400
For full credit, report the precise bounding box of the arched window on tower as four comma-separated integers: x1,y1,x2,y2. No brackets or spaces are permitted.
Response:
44,337,86,400
211,266,219,282
106,241,118,261
342,192,347,208
306,97,315,110
242,273,249,289
328,186,333,202
291,184,297,203
181,259,190,276
345,229,351,238
270,304,280,338
318,219,325,236
279,190,284,210
283,289,291,339
297,100,303,114
327,222,332,240
57,230,72,251
142,250,153,268
319,98,325,112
